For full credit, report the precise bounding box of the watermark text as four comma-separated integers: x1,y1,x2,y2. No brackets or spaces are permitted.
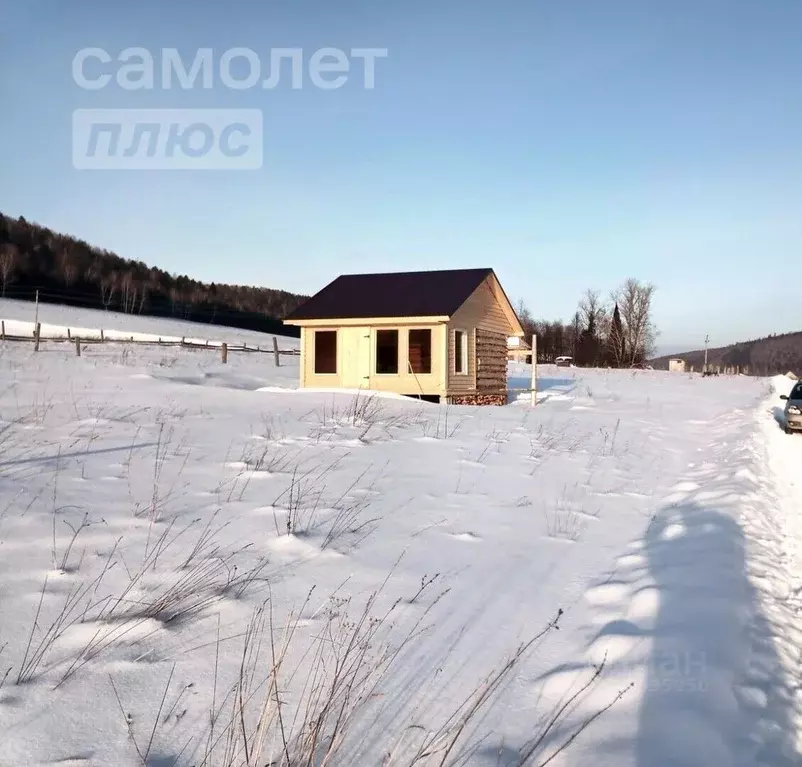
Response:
73,47,387,91
72,109,263,170
647,650,708,693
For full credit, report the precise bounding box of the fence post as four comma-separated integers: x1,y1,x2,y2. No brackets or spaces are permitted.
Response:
273,336,280,367
530,334,537,406
67,327,71,340
1,320,4,340
221,342,228,364
75,338,81,357
100,328,104,342
34,322,41,352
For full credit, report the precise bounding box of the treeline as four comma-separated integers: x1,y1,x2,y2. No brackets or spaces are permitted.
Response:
517,279,658,367
651,331,802,376
0,212,306,337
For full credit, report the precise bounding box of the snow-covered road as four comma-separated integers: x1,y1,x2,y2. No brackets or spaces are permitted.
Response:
577,376,802,767
0,336,799,766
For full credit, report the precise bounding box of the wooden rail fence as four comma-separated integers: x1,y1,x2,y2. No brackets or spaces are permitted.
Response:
0,321,299,365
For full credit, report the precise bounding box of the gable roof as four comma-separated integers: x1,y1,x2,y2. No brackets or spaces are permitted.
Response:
284,268,495,321
507,336,532,350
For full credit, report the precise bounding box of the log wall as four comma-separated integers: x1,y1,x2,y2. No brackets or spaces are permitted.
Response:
475,329,508,394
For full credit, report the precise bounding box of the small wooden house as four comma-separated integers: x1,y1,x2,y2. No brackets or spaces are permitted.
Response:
283,268,524,404
507,336,532,363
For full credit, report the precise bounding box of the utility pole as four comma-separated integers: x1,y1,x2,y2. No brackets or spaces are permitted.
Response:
34,289,39,329
704,334,709,374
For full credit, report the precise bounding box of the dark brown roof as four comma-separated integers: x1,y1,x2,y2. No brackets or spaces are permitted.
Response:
285,268,495,321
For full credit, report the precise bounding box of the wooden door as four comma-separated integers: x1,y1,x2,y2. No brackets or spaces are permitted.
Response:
341,327,371,388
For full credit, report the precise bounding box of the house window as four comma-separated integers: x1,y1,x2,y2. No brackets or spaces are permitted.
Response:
376,329,399,374
314,330,337,374
408,329,432,374
454,330,469,374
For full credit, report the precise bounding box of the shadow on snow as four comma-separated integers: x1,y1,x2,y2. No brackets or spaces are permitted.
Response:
634,502,797,767
474,500,799,766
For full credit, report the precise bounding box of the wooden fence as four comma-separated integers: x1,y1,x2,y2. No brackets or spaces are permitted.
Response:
0,320,299,365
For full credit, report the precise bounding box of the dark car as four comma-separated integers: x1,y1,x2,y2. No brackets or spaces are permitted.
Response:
780,382,802,434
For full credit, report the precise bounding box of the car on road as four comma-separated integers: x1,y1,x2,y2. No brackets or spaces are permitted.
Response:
555,356,573,367
780,382,802,434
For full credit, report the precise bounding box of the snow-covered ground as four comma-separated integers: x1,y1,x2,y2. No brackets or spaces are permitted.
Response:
0,298,299,348
0,336,800,766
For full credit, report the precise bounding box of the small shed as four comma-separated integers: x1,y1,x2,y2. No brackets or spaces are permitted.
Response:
283,268,524,404
669,358,687,372
507,336,532,363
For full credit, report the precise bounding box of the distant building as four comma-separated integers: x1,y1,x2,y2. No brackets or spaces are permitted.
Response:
669,358,687,372
507,335,532,363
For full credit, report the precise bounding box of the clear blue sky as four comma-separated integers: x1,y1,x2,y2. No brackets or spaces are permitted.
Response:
2,0,801,350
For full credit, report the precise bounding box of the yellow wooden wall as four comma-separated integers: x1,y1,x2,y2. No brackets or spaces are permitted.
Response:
300,323,448,396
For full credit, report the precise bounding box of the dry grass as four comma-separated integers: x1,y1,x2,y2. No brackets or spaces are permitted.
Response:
303,392,422,445
3,494,627,766
267,453,383,550
544,485,593,542
9,515,272,689
177,594,628,767
420,404,465,440
527,421,584,474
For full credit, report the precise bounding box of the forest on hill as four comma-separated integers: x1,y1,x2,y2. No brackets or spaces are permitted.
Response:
650,331,802,376
0,212,306,336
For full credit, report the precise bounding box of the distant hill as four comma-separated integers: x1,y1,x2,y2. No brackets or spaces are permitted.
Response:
650,330,802,375
0,212,307,337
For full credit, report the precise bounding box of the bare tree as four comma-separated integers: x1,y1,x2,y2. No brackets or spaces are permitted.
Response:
120,271,137,313
515,299,536,340
578,289,607,332
615,278,658,364
574,290,608,366
137,282,150,314
57,246,78,287
169,285,182,316
0,243,17,297
100,271,118,310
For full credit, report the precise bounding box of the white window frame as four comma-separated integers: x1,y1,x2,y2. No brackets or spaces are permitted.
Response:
454,329,469,375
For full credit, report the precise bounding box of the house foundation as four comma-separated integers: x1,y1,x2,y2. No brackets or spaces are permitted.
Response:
447,393,506,406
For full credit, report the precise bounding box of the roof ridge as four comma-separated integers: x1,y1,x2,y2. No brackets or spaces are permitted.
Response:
336,267,493,278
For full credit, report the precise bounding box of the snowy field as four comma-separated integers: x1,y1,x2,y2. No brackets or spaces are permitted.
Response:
0,298,299,348
0,336,801,766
